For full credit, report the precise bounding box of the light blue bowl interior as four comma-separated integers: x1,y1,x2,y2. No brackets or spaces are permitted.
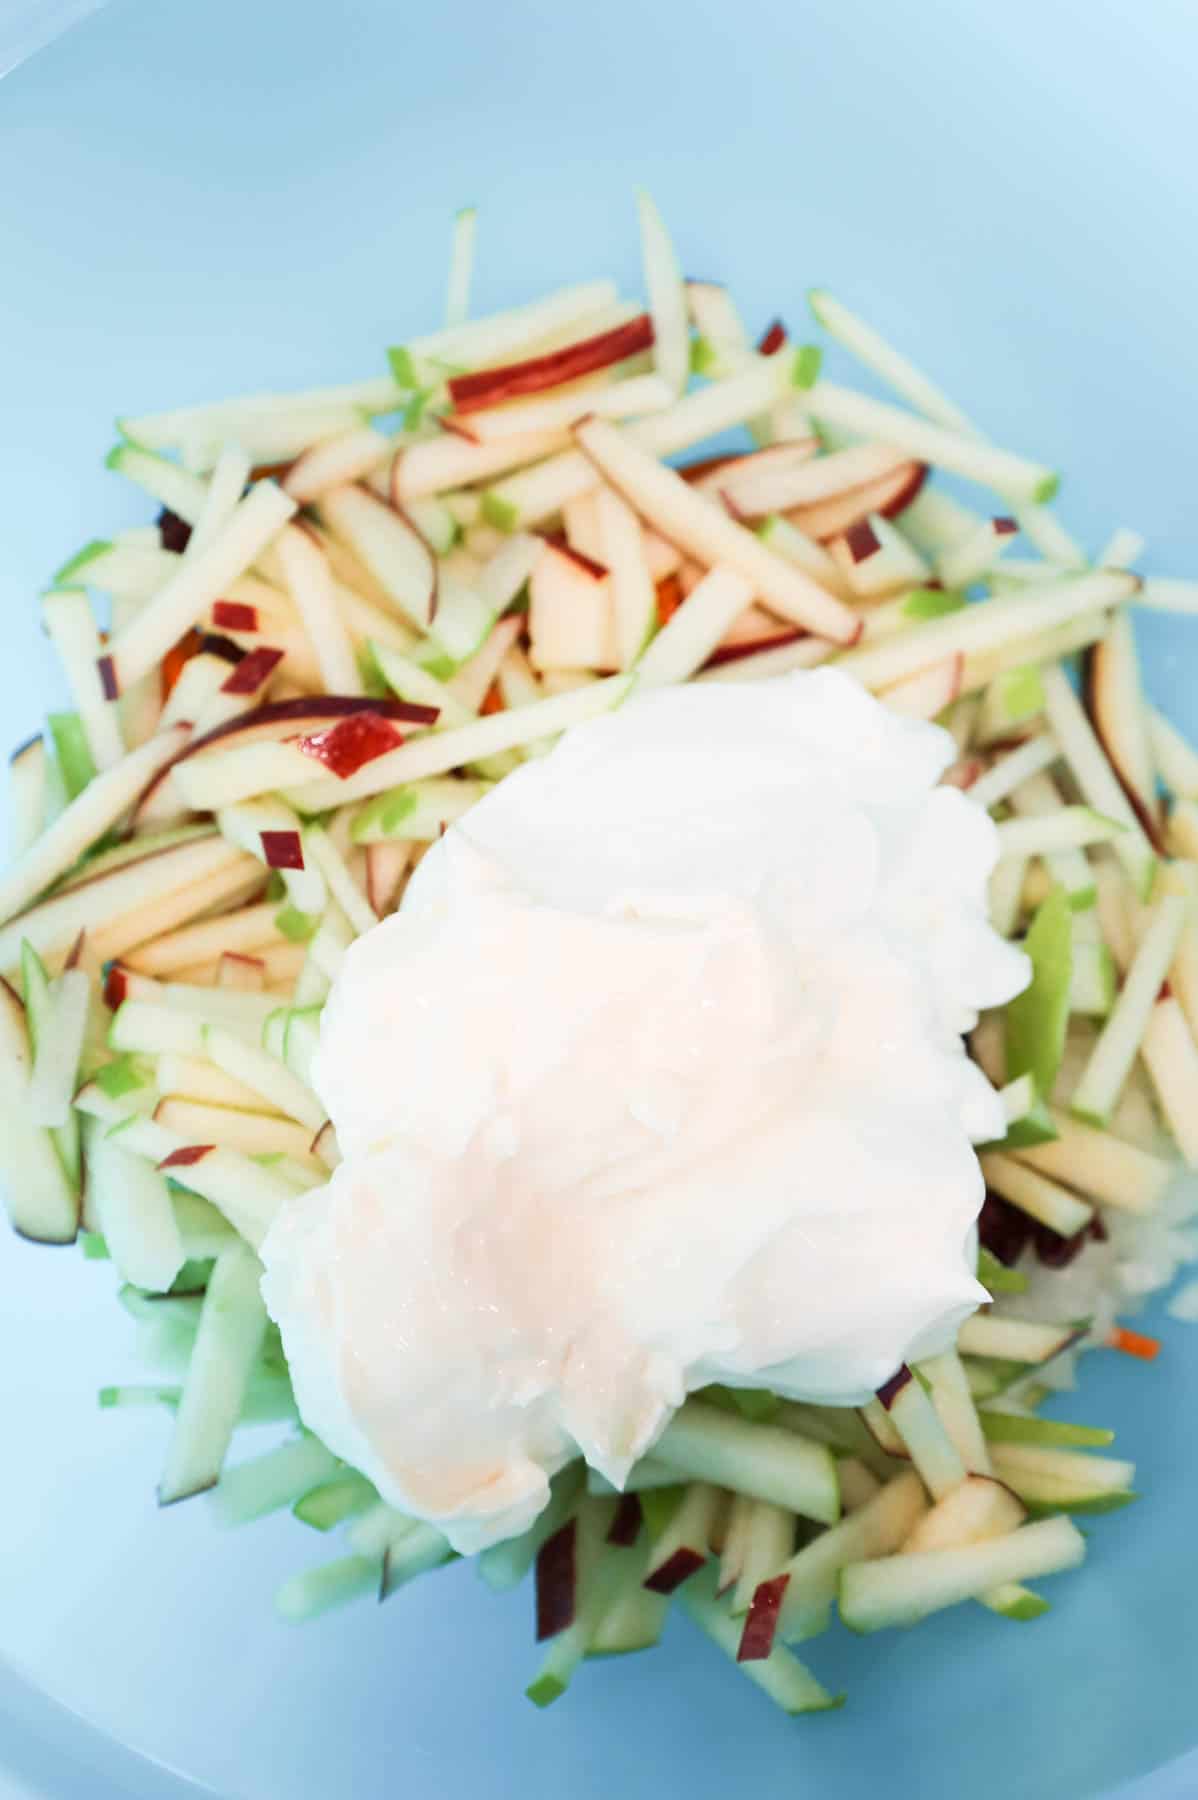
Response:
1,3,1197,1796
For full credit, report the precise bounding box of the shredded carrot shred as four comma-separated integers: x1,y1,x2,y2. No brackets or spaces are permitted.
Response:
480,680,504,717
161,627,202,700
656,575,684,628
1107,1326,1161,1360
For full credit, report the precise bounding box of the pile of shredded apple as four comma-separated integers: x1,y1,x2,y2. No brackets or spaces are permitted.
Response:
260,669,1028,1553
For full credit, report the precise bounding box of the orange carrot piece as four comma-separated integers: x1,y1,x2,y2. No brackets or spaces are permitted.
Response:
656,575,684,628
1107,1327,1162,1360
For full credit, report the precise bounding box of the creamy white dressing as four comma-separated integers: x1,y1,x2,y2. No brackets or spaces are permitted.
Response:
260,670,1027,1553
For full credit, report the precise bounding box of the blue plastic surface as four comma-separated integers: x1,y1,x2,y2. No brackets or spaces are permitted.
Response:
1,2,1197,1795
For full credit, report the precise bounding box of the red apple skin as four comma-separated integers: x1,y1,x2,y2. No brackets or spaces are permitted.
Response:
535,1519,577,1641
876,1366,914,1411
844,518,881,564
606,1492,643,1547
197,633,245,666
158,509,192,554
1085,641,1165,848
448,315,655,415
212,600,259,632
221,646,285,695
643,1546,707,1595
103,964,129,1009
1034,1221,1088,1269
678,451,742,485
158,1144,216,1170
757,319,788,357
979,1192,1033,1268
259,830,305,871
198,695,436,741
737,1573,790,1662
297,712,405,780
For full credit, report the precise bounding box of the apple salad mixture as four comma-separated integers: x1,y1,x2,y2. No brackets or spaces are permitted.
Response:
4,197,1198,1713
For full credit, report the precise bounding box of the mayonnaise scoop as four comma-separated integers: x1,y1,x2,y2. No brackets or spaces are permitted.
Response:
260,669,1028,1552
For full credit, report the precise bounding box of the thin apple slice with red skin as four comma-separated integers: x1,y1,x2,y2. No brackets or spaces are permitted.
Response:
788,461,928,541
704,628,806,671
828,513,931,601
901,1475,1027,1555
573,418,858,644
457,372,675,447
133,696,436,825
858,1395,909,1461
642,1481,724,1594
435,414,481,446
282,424,393,505
700,604,806,672
446,314,655,415
684,280,752,372
677,451,744,486
536,535,609,581
171,695,434,758
690,441,820,518
737,1573,790,1662
694,442,912,523
535,1518,578,1639
310,1119,341,1170
529,540,618,673
1087,614,1163,845
216,952,265,993
595,483,664,670
365,840,414,917
220,646,285,696
719,604,798,649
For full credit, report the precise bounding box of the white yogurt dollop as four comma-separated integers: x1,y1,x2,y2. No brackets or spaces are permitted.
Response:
260,670,1027,1552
